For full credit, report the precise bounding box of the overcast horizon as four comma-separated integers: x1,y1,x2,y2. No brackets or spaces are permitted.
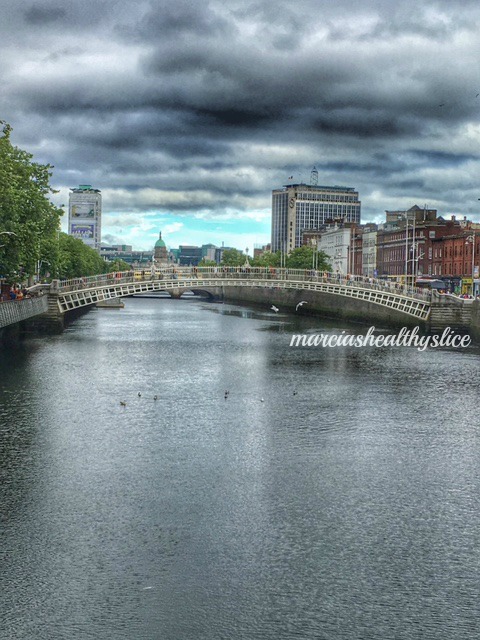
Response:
2,0,480,252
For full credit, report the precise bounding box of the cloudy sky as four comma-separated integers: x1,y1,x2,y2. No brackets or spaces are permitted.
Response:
2,0,480,252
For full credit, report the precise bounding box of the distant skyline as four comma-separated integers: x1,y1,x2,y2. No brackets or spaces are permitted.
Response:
2,0,480,251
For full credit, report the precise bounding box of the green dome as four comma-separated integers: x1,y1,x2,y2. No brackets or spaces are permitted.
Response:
155,232,166,248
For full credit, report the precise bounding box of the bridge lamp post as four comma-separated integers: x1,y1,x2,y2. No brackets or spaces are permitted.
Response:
409,242,418,279
311,239,317,269
244,247,250,268
404,212,416,292
415,250,425,280
281,242,287,269
334,250,343,276
466,234,476,297
36,259,50,283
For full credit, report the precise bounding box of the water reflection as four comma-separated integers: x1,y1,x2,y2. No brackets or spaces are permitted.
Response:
1,298,480,639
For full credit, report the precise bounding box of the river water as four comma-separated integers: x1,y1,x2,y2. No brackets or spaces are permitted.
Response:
1,297,480,639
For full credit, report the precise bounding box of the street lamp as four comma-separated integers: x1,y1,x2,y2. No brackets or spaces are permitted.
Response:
404,212,416,291
466,235,476,297
311,238,317,269
36,259,50,283
0,231,17,249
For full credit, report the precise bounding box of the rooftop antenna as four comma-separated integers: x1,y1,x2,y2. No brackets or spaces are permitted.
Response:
310,166,318,186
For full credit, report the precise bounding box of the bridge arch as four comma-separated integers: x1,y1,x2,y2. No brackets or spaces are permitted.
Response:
54,268,432,327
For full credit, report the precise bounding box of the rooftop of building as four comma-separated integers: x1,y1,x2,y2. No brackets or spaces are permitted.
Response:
70,185,101,193
275,183,357,192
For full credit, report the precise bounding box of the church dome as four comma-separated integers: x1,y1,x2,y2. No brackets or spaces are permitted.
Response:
155,232,166,248
154,231,168,263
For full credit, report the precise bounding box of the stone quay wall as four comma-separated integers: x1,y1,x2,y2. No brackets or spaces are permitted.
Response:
469,300,480,342
428,294,473,335
192,285,425,328
0,296,49,329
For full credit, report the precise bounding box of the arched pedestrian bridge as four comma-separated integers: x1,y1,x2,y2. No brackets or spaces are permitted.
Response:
2,268,478,336
55,267,432,323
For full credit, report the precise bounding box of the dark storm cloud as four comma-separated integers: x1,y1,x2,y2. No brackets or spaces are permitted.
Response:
311,110,420,139
2,0,480,233
410,150,476,167
124,0,230,39
24,4,66,24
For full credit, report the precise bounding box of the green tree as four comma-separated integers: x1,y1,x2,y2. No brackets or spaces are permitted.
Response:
251,251,281,267
285,246,331,270
56,233,106,279
198,258,217,267
106,258,131,273
0,121,63,281
221,248,246,266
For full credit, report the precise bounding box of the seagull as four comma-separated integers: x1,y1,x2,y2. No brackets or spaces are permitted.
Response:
295,301,308,311
271,305,279,313
138,392,142,397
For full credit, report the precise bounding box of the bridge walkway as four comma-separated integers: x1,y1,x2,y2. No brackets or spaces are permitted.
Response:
56,268,432,321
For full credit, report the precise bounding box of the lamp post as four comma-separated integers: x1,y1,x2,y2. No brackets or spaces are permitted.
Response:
36,259,50,283
415,251,425,280
403,211,417,291
466,234,476,297
0,231,17,248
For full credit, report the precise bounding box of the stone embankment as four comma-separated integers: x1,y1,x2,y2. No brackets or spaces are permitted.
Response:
199,285,423,327
428,294,473,334
0,295,49,344
0,296,49,329
469,300,480,342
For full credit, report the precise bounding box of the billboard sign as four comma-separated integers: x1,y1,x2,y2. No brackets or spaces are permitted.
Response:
71,224,95,239
72,204,95,218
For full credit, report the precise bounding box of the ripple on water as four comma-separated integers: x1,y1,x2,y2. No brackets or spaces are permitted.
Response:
1,299,480,639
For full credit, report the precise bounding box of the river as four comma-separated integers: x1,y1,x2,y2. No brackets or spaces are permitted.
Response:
1,297,480,639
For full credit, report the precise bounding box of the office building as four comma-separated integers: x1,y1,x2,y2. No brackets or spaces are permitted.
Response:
68,185,102,251
271,181,361,253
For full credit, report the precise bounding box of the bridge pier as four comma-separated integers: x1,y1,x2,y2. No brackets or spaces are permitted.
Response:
167,288,184,299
